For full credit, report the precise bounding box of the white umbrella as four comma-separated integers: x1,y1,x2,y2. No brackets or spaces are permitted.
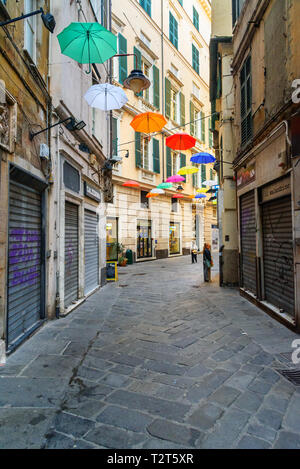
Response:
84,83,128,111
150,188,165,194
203,180,218,187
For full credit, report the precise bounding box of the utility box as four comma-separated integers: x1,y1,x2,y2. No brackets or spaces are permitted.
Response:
126,249,133,265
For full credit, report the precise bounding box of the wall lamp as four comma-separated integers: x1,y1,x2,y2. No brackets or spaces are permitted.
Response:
30,117,86,140
0,8,56,33
113,54,151,94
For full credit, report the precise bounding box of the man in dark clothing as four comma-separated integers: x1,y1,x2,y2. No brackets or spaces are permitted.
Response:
203,243,212,282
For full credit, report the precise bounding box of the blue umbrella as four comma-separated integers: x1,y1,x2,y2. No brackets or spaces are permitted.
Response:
195,193,207,199
190,152,216,164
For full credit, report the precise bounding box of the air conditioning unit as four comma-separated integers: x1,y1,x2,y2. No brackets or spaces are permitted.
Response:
39,143,50,160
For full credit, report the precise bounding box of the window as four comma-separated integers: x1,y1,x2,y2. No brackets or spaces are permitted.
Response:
169,222,180,254
240,56,252,147
171,199,178,213
192,44,200,75
201,164,206,188
106,218,118,261
192,83,200,100
63,161,80,193
140,0,151,16
90,1,107,26
142,136,150,170
169,13,178,49
141,191,149,209
170,88,179,123
209,118,213,148
193,7,199,31
118,34,127,85
232,0,246,27
24,0,37,61
142,61,151,102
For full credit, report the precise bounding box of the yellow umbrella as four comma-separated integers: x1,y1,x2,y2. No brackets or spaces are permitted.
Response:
177,166,198,176
196,188,209,193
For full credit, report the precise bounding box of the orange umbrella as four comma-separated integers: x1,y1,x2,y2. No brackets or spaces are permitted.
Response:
146,192,159,198
130,112,167,133
122,180,140,187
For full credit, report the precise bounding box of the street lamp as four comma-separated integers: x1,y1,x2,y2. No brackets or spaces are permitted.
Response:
113,54,151,94
0,8,56,33
29,117,86,140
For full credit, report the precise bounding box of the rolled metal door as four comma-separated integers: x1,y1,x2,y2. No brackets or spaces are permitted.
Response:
84,210,99,295
240,191,256,295
65,202,79,308
7,182,42,347
262,196,294,317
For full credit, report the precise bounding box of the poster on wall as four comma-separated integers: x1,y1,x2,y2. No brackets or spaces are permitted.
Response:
211,227,219,252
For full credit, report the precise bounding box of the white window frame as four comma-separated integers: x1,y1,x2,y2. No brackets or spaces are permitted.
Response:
24,0,37,63
141,136,153,171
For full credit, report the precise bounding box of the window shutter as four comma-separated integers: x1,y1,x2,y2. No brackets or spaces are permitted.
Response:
169,13,178,49
193,7,199,31
210,168,213,180
118,34,127,85
153,138,160,173
133,47,142,96
192,163,198,187
180,92,185,127
153,65,160,109
165,78,171,119
190,101,195,136
201,164,206,187
180,153,186,182
112,117,118,156
192,44,199,75
209,117,213,147
135,132,142,168
201,111,205,142
240,55,252,146
166,147,172,178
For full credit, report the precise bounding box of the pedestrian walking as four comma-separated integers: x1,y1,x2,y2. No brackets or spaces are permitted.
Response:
203,243,213,282
191,240,198,264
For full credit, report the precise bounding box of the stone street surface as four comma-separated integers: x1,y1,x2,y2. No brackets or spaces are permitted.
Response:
1,256,300,449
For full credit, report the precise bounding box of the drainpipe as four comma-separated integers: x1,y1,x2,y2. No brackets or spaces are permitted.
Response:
161,0,165,181
109,0,113,160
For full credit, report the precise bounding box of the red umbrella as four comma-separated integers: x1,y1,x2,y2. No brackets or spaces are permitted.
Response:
166,133,196,151
122,180,140,187
172,194,185,198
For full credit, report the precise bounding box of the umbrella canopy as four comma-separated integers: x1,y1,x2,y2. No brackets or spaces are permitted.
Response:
166,175,185,183
166,133,196,151
190,152,216,164
203,180,218,186
172,194,184,198
157,182,173,189
84,84,128,111
196,188,209,193
57,23,117,71
146,192,159,198
130,112,167,133
178,166,199,176
150,188,165,195
195,193,207,199
122,180,140,187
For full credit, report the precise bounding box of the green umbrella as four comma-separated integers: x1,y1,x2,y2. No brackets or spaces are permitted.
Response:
157,182,173,189
57,22,117,73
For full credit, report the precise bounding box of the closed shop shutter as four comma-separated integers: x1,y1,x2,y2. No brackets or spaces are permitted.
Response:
84,210,99,295
7,182,42,347
240,191,256,295
65,202,79,308
262,196,294,317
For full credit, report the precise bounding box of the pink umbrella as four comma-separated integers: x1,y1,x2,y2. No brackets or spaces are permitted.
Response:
166,175,185,183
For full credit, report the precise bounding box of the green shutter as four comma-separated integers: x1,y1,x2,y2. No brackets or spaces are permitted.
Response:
180,153,186,182
190,101,195,136
209,118,213,147
153,65,160,109
169,13,178,49
153,138,160,173
201,164,206,187
165,77,171,119
135,132,142,168
166,147,172,178
201,111,205,142
180,92,185,127
133,47,142,96
210,168,213,180
193,7,199,31
112,117,118,156
118,34,127,85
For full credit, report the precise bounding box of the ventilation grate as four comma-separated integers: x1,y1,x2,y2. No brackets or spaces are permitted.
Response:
276,369,300,386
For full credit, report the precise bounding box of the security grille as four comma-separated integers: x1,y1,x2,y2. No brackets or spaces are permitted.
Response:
240,191,256,295
84,210,99,295
64,202,79,308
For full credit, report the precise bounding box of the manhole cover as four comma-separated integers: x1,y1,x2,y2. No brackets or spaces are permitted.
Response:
276,369,300,386
118,284,128,288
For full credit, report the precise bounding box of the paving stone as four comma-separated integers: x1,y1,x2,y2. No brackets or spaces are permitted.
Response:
247,423,277,443
44,431,78,449
258,368,280,384
225,371,255,390
111,364,135,376
82,355,114,371
236,435,271,449
250,352,274,366
142,438,190,449
77,366,106,382
109,354,144,367
141,360,186,376
173,336,198,349
283,395,300,433
147,419,201,446
85,424,146,448
263,394,289,413
0,378,68,407
96,406,153,432
185,364,210,378
99,373,130,388
208,386,241,407
248,378,273,395
20,355,80,379
62,397,106,419
274,431,300,449
52,411,95,438
188,403,224,430
255,407,283,430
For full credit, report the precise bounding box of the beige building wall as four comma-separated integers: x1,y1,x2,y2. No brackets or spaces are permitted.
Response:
108,0,216,262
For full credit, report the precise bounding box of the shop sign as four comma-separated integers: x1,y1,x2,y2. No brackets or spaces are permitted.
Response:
237,162,255,188
261,176,291,203
84,182,101,202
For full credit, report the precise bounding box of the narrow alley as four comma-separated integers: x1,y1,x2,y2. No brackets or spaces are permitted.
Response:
0,257,299,449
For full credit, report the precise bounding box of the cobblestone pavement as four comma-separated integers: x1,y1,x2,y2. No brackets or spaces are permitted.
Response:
1,255,300,449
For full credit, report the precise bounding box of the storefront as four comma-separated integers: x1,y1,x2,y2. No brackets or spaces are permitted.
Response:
169,222,181,255
6,165,47,350
137,220,152,259
106,217,118,261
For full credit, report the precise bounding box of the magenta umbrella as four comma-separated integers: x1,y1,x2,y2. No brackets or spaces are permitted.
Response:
166,175,185,183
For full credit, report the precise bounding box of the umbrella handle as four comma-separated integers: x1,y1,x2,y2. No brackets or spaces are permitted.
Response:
85,63,92,74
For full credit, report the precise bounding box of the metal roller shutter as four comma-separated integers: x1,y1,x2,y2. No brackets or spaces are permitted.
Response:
7,182,42,347
240,191,256,295
262,196,294,317
84,210,99,295
65,202,79,308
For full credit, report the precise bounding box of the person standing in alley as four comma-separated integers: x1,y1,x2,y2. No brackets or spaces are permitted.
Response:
203,243,213,282
191,239,199,264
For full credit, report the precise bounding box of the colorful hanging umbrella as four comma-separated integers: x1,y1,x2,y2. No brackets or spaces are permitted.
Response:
57,23,117,73
157,182,173,189
195,193,207,199
84,84,128,111
172,194,185,198
196,188,209,193
150,188,165,195
146,192,159,198
166,133,196,151
130,112,167,133
177,166,199,176
166,175,185,183
203,180,218,186
122,180,140,187
190,152,216,164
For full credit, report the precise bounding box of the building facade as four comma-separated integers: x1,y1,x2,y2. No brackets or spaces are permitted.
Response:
107,0,217,264
209,0,239,286
232,0,300,330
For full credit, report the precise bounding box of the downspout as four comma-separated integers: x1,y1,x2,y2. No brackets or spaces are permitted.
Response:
161,0,165,181
109,0,113,161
